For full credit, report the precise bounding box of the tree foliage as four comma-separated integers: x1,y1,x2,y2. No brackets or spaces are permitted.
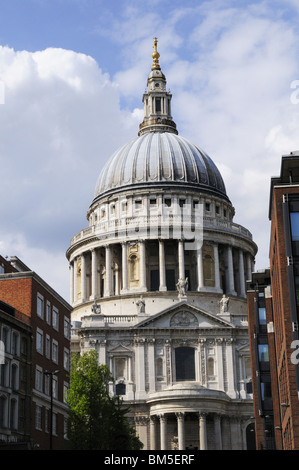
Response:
67,350,143,450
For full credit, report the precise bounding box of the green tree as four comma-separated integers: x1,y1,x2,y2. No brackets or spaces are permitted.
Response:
67,350,143,450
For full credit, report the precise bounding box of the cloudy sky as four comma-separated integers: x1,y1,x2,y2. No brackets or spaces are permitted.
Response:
1,0,299,302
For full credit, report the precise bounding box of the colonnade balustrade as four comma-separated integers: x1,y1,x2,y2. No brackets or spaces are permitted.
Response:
69,239,253,304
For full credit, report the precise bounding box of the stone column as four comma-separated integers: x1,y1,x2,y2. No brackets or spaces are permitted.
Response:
226,338,237,398
226,246,236,296
148,339,156,393
139,240,147,291
69,262,74,304
73,257,78,302
81,253,86,302
121,242,128,292
178,240,185,280
230,416,242,450
199,413,208,450
176,412,185,450
150,416,158,450
105,245,112,297
159,239,167,291
160,414,167,450
216,338,224,391
91,249,97,300
238,249,246,297
135,338,146,400
214,414,222,450
213,243,221,292
114,264,119,296
98,339,106,365
246,253,252,282
197,247,204,290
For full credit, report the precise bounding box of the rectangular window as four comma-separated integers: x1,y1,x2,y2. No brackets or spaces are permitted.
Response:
52,307,59,331
46,301,51,324
35,368,43,392
64,348,70,371
155,98,161,113
175,347,195,381
290,212,299,241
12,332,19,355
45,373,50,396
36,329,43,354
37,293,44,319
63,383,69,404
53,376,58,400
45,334,50,358
52,340,58,363
258,307,267,325
258,344,269,362
53,413,57,435
35,405,42,430
64,317,70,339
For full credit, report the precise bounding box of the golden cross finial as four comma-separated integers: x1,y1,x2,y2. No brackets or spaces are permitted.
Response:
152,37,160,70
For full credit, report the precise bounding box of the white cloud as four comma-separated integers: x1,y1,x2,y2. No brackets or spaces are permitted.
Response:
0,45,139,300
0,230,69,299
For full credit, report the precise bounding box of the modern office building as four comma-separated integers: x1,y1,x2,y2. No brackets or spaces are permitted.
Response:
0,255,72,450
66,39,258,450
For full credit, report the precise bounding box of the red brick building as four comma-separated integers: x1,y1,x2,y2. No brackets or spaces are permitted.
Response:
0,255,72,449
247,152,299,450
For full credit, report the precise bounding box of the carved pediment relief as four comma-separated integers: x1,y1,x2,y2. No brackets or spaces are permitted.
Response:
136,303,234,329
170,311,198,328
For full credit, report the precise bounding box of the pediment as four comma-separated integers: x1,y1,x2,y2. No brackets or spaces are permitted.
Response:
136,302,234,329
109,344,132,354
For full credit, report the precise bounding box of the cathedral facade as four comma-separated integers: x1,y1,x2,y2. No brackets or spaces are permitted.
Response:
66,39,257,450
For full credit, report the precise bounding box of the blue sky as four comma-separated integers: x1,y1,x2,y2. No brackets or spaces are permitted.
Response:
1,0,299,300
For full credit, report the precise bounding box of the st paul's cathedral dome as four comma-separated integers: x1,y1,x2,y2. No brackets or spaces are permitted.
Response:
93,132,228,202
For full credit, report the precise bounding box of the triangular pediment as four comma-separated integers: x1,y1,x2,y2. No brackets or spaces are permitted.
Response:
136,302,235,329
109,344,132,354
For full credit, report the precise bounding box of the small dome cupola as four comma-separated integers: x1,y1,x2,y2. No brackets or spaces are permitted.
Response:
138,38,178,136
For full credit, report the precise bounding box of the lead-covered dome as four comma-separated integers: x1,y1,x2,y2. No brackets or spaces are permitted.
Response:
92,38,228,205
93,132,228,202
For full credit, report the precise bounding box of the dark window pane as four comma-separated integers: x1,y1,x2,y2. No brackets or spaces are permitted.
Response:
116,383,126,395
175,347,195,381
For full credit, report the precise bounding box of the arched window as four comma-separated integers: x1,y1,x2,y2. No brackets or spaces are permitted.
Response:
10,398,18,430
0,395,8,427
175,347,195,381
11,364,18,390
